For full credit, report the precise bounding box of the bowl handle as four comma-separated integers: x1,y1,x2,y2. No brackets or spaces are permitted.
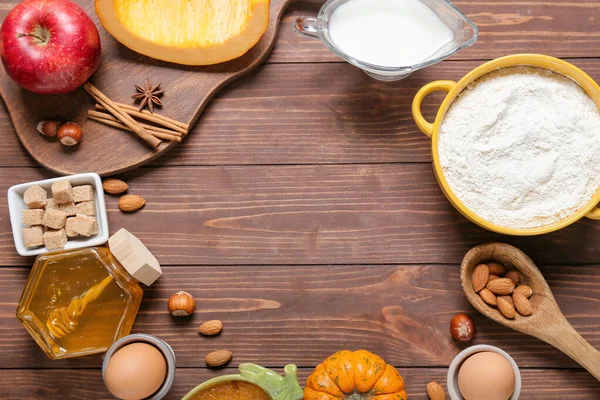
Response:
585,206,600,220
412,80,456,138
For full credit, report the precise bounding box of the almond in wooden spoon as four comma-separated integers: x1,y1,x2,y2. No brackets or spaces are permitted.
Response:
478,288,497,306
486,278,515,295
500,294,514,308
497,296,516,319
513,291,533,316
505,270,520,285
486,261,507,276
515,284,533,298
471,263,489,292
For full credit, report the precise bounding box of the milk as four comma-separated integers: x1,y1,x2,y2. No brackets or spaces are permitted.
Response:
328,0,454,67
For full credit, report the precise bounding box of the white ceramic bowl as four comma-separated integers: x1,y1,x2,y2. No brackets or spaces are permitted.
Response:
8,173,109,256
447,344,521,400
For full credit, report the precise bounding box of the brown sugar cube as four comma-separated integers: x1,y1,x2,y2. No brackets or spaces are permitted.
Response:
23,185,47,209
22,226,44,248
90,220,99,235
43,229,67,250
46,199,76,216
51,179,73,204
65,217,79,238
73,185,95,203
72,214,98,237
76,200,96,216
58,202,77,216
44,198,57,210
22,209,44,226
42,208,67,230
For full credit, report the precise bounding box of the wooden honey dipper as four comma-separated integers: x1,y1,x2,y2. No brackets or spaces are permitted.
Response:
46,275,114,339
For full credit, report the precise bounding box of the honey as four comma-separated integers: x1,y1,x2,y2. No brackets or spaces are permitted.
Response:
17,247,143,359
188,380,271,400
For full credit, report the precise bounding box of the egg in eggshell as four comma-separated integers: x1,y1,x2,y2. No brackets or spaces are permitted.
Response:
104,342,167,400
458,351,515,400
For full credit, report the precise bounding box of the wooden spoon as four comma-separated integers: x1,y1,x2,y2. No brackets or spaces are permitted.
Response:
460,242,600,381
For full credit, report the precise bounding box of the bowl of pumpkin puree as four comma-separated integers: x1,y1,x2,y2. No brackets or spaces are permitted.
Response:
181,364,303,400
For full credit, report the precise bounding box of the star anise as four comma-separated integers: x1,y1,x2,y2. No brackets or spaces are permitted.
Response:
131,78,163,113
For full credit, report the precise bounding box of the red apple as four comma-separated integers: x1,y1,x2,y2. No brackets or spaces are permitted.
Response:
0,0,101,94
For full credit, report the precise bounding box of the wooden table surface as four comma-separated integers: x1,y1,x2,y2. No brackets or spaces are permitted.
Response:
1,0,600,398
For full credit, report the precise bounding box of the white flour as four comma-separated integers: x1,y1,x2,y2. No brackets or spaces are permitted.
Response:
438,67,600,229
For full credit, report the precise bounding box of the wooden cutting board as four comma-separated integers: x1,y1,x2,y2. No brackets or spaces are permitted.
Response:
0,0,295,176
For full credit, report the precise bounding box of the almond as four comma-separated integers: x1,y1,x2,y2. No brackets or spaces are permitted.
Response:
479,288,498,306
505,271,520,285
102,178,129,194
487,262,507,276
486,278,515,295
118,195,146,212
513,291,533,316
488,274,500,282
471,264,489,292
497,296,516,319
426,381,446,400
205,350,232,367
515,284,533,298
500,294,514,307
198,320,223,336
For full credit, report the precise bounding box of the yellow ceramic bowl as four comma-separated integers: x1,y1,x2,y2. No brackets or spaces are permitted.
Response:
412,54,600,236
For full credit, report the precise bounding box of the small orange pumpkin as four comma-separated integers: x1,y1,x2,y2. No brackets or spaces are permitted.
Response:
304,350,407,400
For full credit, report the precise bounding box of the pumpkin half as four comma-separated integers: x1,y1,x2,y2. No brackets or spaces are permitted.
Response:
95,0,270,65
304,350,407,400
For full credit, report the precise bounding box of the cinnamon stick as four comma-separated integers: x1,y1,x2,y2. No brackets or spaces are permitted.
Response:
88,110,183,137
89,116,182,143
96,103,188,134
83,82,161,148
118,102,189,130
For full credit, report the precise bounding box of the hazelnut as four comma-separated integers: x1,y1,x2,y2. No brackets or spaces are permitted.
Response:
57,122,82,146
168,291,195,316
450,313,475,342
36,120,61,137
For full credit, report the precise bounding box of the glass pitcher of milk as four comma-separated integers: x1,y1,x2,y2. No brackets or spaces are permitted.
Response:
295,0,478,81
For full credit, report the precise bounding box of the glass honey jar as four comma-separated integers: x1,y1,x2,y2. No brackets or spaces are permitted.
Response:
16,229,161,360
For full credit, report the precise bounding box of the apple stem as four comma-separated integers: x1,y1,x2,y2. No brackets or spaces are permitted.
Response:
17,33,48,44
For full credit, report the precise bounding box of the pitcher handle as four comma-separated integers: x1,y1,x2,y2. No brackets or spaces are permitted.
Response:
294,17,319,38
412,80,457,138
